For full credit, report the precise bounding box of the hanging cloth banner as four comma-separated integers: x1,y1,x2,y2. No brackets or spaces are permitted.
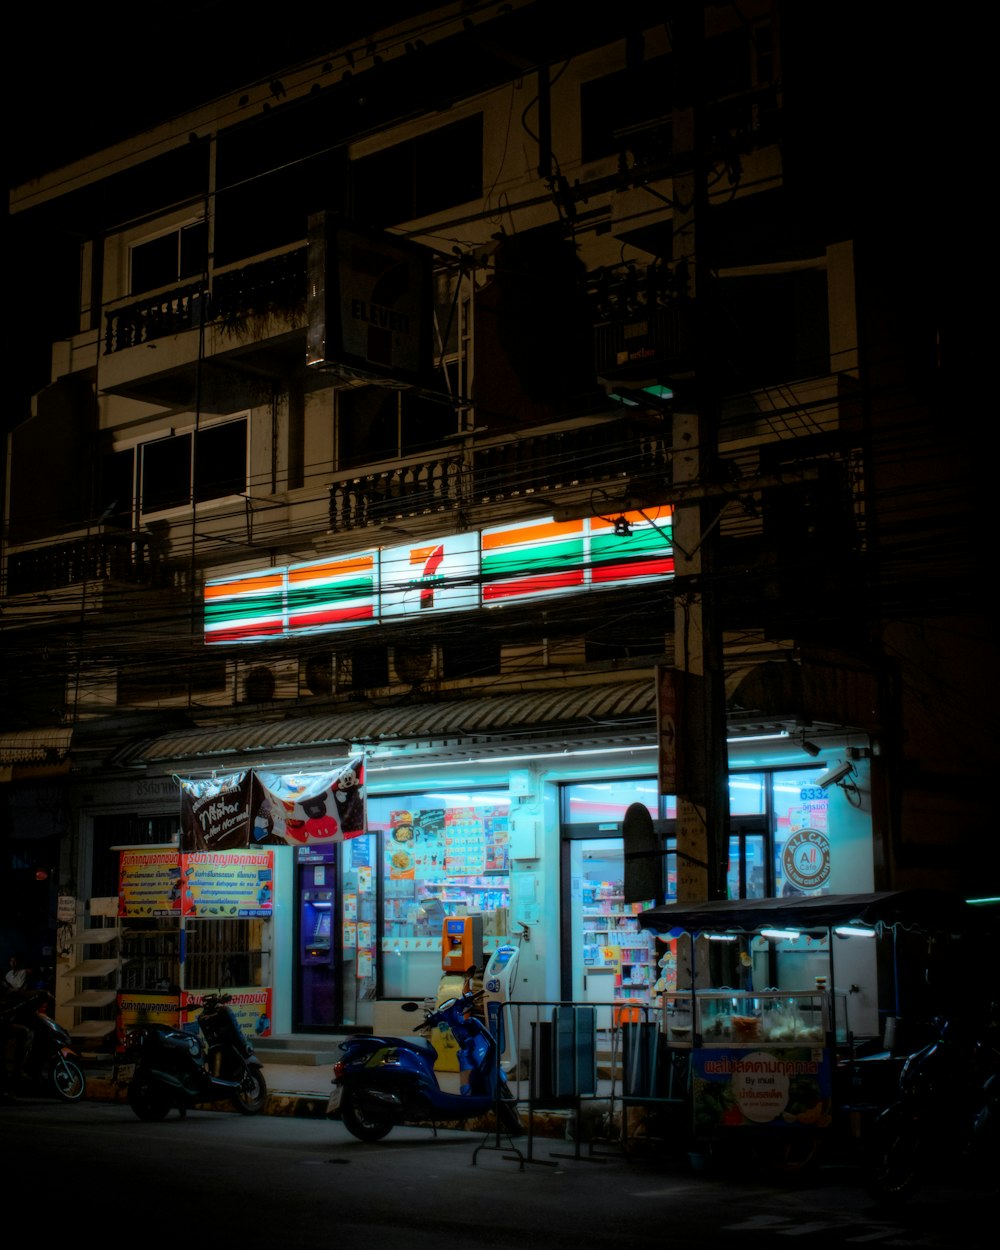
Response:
251,756,366,845
179,758,366,849
179,771,254,851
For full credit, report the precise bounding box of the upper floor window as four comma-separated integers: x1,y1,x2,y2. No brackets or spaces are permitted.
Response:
336,385,457,471
581,54,673,165
100,415,248,523
351,114,483,227
130,219,207,296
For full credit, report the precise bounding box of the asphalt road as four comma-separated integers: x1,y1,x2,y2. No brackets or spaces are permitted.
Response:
2,1097,992,1248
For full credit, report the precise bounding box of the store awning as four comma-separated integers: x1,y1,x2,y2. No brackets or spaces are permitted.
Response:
636,889,990,938
112,680,661,770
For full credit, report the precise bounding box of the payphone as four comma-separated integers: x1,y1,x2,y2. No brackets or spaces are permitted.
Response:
433,915,484,1073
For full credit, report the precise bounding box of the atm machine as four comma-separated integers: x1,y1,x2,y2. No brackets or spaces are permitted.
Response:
296,846,337,1028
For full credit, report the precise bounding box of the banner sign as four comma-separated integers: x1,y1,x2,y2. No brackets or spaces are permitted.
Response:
182,987,273,1039
205,509,673,644
252,758,365,845
180,850,274,917
119,850,185,918
179,771,254,851
117,992,181,1037
178,757,365,851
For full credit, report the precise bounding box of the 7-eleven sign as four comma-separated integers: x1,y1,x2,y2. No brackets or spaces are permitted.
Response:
379,533,480,618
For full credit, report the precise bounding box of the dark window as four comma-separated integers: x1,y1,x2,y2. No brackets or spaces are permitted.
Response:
581,55,673,165
215,108,345,266
339,647,389,690
704,28,754,137
119,661,228,704
194,420,248,503
97,447,136,528
441,639,501,680
716,269,829,390
140,418,248,515
130,221,207,295
338,385,456,469
352,115,483,227
141,433,192,513
91,814,178,899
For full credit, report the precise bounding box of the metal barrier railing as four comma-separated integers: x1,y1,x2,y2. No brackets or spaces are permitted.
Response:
484,997,673,1161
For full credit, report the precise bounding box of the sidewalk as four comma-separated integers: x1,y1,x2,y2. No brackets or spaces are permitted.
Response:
82,1057,581,1139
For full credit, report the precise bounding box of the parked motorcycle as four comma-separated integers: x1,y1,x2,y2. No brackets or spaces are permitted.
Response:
0,988,87,1102
864,1012,1000,1200
327,989,522,1142
122,991,267,1121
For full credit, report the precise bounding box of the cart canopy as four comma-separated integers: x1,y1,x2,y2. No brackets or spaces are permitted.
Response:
637,889,992,938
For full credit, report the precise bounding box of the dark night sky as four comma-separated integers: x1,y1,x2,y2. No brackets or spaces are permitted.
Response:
7,3,435,187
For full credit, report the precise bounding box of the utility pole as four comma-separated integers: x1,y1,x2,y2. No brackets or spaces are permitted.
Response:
667,1,730,910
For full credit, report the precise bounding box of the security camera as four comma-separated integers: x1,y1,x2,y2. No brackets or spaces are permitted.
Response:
817,760,853,789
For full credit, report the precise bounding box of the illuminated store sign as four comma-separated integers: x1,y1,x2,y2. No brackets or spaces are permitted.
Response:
204,508,673,645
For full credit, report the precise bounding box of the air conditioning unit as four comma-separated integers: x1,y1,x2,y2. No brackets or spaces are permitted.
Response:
300,653,334,697
238,658,299,703
391,644,438,687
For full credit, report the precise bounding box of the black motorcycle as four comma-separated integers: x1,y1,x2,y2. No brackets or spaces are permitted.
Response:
864,1013,1000,1200
1,989,87,1102
122,992,267,1121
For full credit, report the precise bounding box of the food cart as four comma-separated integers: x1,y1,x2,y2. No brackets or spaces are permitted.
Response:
635,889,988,1169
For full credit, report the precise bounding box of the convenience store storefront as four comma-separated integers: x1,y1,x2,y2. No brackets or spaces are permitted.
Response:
76,683,877,1043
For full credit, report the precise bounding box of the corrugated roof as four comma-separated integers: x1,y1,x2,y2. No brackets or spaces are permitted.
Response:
113,680,660,769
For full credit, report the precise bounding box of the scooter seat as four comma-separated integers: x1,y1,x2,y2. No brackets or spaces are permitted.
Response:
366,1034,438,1059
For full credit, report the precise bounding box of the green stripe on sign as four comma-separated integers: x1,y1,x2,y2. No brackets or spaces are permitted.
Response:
481,537,584,580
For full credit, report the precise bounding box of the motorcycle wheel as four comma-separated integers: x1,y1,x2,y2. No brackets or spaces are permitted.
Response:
128,1069,173,1122
864,1103,921,1201
50,1057,87,1102
231,1064,268,1115
340,1087,395,1142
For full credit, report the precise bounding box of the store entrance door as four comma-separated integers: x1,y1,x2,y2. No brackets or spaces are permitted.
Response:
566,838,658,1032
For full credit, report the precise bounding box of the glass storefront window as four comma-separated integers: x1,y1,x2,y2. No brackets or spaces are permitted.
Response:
772,769,830,897
727,832,767,899
369,791,510,999
563,778,672,823
729,772,766,815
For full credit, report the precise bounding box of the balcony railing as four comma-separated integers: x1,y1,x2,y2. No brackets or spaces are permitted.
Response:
5,532,164,596
105,283,209,353
103,248,309,355
328,415,670,532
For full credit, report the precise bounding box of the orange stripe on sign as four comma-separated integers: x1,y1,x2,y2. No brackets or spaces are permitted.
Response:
288,554,375,584
205,574,283,599
590,506,673,532
408,546,438,564
482,518,582,551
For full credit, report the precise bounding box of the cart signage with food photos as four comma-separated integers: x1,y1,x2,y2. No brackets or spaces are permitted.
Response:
692,1044,833,1133
638,889,988,1152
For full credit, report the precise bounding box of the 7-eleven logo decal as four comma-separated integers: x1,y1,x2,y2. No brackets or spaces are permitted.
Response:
411,544,445,608
379,533,480,618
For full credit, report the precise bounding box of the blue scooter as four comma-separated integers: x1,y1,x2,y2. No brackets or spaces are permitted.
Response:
327,989,522,1141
